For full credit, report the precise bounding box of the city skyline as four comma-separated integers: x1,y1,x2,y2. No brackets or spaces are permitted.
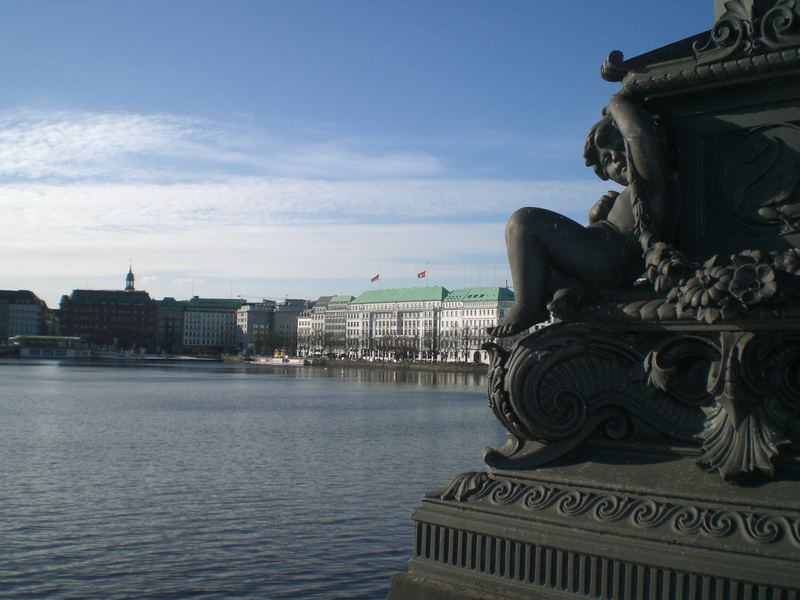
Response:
1,2,712,307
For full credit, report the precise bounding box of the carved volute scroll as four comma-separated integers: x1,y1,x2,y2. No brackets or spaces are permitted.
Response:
694,0,800,64
483,325,800,481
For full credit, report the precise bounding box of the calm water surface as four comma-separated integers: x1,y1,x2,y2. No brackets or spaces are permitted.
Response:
0,360,504,599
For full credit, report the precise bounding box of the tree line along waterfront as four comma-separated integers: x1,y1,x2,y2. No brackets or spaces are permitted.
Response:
1,266,534,364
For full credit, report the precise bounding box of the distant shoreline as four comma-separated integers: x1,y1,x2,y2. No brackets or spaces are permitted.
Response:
322,359,489,375
0,354,489,376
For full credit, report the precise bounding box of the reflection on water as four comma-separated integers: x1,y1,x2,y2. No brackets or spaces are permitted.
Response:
0,360,502,599
53,360,488,389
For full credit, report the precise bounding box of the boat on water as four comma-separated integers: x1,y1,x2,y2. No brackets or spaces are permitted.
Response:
9,335,91,359
253,356,305,366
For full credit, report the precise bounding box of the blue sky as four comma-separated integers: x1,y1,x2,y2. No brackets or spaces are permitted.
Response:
0,1,712,306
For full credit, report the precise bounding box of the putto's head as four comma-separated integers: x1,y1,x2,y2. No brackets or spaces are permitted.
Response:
584,115,627,186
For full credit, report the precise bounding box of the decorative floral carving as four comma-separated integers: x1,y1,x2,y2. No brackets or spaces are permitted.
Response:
430,472,800,547
645,330,800,481
772,248,800,276
644,247,792,324
700,401,791,480
644,243,690,294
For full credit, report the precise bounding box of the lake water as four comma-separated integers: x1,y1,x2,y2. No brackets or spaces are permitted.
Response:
0,360,504,599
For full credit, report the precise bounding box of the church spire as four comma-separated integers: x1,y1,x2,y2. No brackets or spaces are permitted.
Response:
125,262,135,291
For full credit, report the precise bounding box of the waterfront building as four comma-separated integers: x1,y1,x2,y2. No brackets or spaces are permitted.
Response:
346,287,448,360
236,300,276,354
440,287,515,363
296,295,355,357
311,296,330,352
60,289,157,350
324,295,354,356
273,298,309,355
59,269,158,350
0,290,47,341
296,297,328,356
296,308,313,356
156,297,187,353
183,297,244,354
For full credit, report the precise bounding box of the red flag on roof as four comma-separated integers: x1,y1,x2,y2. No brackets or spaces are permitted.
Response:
371,274,380,283
417,270,427,279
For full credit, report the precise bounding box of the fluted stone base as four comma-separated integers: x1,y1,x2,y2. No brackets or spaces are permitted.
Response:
386,450,800,600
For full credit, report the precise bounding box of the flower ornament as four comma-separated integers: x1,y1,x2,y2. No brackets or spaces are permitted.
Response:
730,262,777,305
643,241,799,324
771,248,800,276
645,242,692,293
676,258,735,323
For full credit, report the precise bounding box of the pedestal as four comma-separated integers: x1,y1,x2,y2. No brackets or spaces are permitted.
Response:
388,451,800,599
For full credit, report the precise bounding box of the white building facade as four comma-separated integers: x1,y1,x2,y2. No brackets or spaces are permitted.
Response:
183,297,244,354
439,287,516,363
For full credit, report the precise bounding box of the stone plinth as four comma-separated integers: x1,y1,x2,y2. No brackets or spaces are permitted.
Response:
388,452,800,599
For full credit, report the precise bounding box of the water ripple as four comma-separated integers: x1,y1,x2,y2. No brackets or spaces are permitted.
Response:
0,361,503,599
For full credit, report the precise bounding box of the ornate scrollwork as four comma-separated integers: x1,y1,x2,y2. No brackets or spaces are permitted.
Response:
481,324,706,471
428,471,491,502
429,472,800,547
693,0,753,64
761,0,800,48
693,0,800,64
485,323,798,481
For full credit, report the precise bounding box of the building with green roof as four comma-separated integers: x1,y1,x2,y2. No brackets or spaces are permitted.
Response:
350,286,449,305
440,287,515,363
345,286,449,360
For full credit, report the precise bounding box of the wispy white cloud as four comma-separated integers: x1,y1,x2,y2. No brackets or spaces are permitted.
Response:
0,109,613,305
1,177,608,239
0,110,445,181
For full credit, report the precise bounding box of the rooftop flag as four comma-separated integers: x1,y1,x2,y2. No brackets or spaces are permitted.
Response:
417,270,427,279
371,274,380,283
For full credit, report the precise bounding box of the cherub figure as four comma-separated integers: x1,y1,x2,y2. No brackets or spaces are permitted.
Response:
489,94,674,337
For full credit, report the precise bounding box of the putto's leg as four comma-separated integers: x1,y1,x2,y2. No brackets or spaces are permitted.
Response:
488,208,553,337
488,207,642,338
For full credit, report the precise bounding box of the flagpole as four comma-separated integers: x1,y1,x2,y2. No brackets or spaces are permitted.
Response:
426,262,429,287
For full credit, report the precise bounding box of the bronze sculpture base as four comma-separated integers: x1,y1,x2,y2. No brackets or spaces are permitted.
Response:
386,451,800,599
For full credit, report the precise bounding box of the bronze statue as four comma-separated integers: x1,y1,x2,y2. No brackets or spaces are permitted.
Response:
489,93,674,337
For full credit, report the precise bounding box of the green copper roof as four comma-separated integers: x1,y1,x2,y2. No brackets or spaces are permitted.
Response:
328,295,355,308
444,287,515,302
352,286,449,304
186,297,244,310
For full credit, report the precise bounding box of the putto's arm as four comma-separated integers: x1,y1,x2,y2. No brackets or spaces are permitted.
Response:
607,94,673,245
